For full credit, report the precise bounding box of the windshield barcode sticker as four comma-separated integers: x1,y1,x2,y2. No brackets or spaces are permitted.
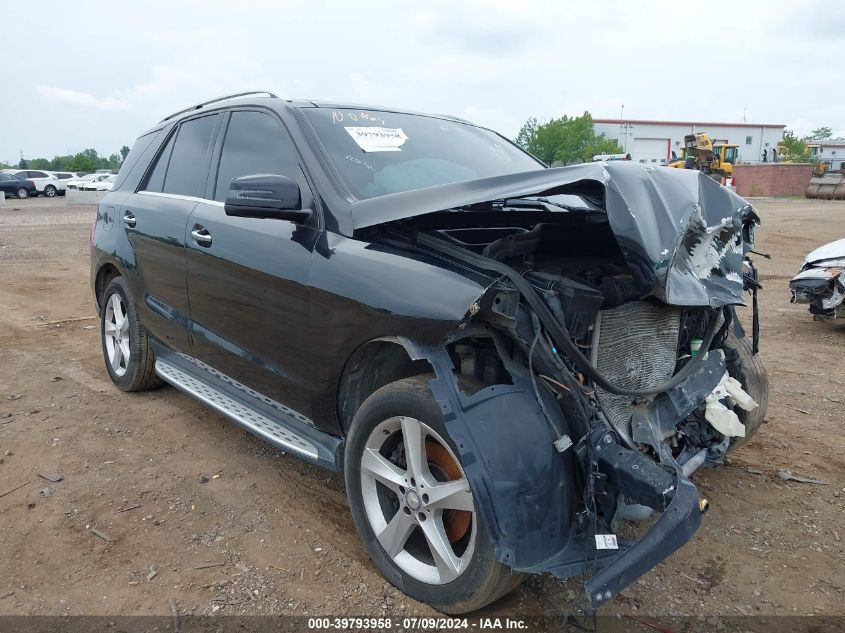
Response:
595,534,619,550
345,127,408,152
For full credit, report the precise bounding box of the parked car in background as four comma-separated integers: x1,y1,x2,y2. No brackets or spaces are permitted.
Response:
67,173,110,190
0,172,37,198
50,172,76,194
66,174,96,190
81,175,116,191
0,169,61,197
790,238,845,320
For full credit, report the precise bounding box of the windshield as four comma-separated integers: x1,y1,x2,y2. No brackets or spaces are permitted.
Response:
303,108,542,200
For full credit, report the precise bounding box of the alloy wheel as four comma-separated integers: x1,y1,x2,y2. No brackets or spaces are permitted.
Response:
103,292,130,377
360,416,476,585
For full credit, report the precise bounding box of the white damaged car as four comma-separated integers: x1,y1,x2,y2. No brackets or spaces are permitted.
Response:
789,238,845,320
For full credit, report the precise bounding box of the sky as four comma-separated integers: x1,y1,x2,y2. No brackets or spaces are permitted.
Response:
2,0,843,163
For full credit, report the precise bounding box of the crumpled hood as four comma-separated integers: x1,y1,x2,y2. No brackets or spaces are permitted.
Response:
352,161,759,307
803,238,845,266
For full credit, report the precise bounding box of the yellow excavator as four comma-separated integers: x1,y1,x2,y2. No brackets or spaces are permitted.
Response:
667,132,739,180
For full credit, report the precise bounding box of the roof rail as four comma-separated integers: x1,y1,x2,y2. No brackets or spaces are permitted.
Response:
159,90,287,123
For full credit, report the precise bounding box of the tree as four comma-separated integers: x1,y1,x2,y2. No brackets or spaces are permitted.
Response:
8,144,130,174
809,126,832,140
779,130,810,162
30,158,52,170
515,117,539,154
66,152,98,173
514,112,622,165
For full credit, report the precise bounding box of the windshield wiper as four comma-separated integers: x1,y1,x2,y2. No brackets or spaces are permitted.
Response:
531,197,589,212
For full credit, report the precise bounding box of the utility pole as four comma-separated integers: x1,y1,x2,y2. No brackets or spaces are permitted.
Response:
620,104,626,152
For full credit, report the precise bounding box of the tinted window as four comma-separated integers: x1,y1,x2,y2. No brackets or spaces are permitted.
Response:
0,174,11,181
162,114,218,196
30,171,49,178
144,131,177,193
214,111,302,202
115,129,161,189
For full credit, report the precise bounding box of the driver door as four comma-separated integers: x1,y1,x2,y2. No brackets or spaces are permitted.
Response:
185,109,320,420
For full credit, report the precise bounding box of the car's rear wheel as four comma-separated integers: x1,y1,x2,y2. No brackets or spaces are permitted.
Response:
43,185,57,197
100,277,162,392
345,375,522,614
16,187,28,199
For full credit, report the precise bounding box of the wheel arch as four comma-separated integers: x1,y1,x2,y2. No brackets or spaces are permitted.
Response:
94,262,124,312
336,336,434,435
340,329,581,578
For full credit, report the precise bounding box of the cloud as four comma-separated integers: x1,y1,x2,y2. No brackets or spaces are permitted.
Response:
4,0,843,159
35,86,131,111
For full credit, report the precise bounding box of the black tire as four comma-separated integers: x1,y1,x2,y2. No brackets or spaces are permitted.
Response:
99,277,162,392
344,375,523,614
16,187,28,199
726,331,768,450
43,185,57,197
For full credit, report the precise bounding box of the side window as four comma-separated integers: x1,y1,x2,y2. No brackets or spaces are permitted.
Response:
31,171,48,178
114,129,161,188
143,131,177,193
214,111,303,202
162,114,218,197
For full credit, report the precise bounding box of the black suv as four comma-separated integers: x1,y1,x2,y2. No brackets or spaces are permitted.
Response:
91,91,768,614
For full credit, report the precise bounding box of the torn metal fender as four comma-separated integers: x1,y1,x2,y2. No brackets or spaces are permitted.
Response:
392,332,582,570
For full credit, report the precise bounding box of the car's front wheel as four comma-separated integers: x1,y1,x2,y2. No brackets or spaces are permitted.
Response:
16,187,28,199
726,331,768,450
100,277,162,392
345,375,522,614
43,185,57,197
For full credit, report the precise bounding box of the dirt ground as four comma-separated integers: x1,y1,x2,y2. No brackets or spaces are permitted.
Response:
0,196,843,626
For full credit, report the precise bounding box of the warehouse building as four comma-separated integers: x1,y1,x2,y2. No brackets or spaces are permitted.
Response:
593,118,786,165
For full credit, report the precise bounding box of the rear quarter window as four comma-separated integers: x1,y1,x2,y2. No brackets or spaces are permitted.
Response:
162,114,218,197
113,129,163,190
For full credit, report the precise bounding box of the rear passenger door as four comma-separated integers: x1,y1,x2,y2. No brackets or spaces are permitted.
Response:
121,113,221,355
185,109,320,419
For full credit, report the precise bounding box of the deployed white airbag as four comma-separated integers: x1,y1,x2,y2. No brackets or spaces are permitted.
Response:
704,372,758,437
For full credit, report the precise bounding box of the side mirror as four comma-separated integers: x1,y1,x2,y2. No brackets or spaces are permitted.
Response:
224,174,311,222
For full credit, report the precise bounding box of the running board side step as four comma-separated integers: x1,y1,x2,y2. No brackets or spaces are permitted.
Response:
155,358,341,470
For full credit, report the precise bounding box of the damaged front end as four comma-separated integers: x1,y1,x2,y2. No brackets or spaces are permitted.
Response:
790,238,845,320
359,162,766,609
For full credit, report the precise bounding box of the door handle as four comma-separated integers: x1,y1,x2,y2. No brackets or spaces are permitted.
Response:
123,211,136,227
191,226,212,246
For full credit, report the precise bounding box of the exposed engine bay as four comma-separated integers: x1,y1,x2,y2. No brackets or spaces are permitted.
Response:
360,164,767,610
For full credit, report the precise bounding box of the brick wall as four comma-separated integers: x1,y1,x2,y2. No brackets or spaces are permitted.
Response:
733,164,813,197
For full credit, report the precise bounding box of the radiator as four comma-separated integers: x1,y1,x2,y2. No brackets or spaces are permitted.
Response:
594,301,681,434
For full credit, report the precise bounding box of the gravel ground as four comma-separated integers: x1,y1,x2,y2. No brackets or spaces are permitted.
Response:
0,196,843,631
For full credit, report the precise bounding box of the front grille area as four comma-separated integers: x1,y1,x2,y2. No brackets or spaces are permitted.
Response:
594,301,681,433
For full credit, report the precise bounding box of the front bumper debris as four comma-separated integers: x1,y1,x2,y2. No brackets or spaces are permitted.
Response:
790,267,845,318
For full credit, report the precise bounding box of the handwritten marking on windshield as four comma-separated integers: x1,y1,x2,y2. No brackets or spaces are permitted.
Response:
331,110,386,126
